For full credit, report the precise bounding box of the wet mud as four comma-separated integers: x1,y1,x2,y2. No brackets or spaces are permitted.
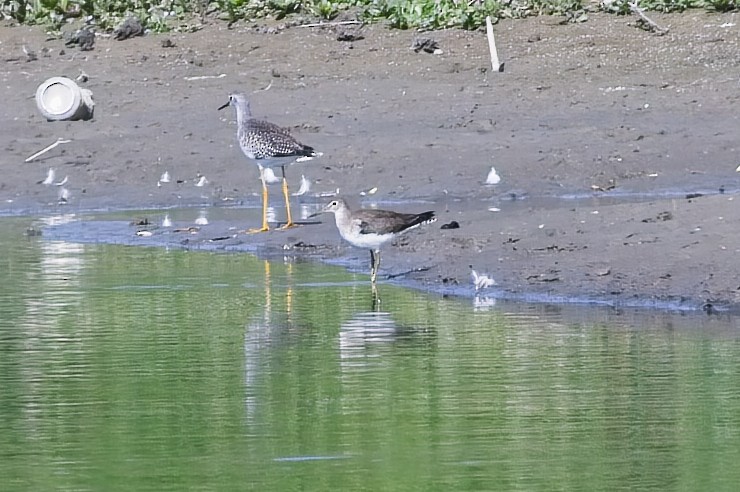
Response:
2,12,740,312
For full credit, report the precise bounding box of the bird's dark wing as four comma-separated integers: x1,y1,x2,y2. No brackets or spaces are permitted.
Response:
357,210,436,235
246,119,315,158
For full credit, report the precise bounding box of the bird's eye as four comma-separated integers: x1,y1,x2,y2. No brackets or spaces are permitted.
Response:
330,201,337,206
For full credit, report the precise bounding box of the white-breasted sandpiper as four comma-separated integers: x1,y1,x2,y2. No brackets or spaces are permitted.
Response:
311,198,436,283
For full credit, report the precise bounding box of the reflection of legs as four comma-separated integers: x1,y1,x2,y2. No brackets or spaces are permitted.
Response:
278,166,295,230
249,166,270,233
263,260,271,313
371,282,380,311
370,249,381,283
285,262,294,315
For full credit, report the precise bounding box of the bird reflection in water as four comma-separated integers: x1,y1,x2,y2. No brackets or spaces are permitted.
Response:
243,259,295,423
339,285,403,370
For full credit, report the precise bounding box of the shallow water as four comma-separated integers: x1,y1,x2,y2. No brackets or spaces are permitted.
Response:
1,216,740,491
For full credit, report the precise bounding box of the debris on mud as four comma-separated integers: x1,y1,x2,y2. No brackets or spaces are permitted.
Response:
65,28,95,51
23,45,37,62
591,179,616,192
527,270,561,283
130,217,150,226
291,241,318,249
114,17,145,41
336,28,364,42
641,211,673,223
411,37,441,54
628,1,669,35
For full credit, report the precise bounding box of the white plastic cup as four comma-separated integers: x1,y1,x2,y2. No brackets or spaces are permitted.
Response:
35,77,95,121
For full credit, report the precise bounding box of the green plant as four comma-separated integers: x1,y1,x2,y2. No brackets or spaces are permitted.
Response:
529,0,582,14
599,0,631,15
704,0,736,12
307,0,343,18
365,0,502,30
3,0,738,33
267,0,299,18
600,0,699,13
649,0,696,12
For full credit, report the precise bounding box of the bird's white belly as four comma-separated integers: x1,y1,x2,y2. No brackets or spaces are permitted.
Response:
340,230,390,250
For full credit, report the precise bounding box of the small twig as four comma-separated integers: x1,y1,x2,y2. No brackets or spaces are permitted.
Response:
256,80,273,92
385,266,431,280
183,73,226,81
485,16,504,73
298,20,362,28
25,138,72,163
629,2,668,34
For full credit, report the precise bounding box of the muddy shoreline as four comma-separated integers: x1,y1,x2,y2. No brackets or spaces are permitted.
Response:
2,12,739,312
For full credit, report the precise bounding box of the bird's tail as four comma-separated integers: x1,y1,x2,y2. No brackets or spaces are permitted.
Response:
411,211,436,228
295,146,322,162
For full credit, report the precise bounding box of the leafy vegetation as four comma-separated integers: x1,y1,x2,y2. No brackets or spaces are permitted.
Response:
705,0,736,11
0,0,196,31
364,0,503,30
0,0,737,33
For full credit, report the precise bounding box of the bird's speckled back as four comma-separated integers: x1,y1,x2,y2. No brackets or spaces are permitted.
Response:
240,119,314,159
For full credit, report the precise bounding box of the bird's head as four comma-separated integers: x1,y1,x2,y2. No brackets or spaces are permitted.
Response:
309,199,346,218
218,93,250,113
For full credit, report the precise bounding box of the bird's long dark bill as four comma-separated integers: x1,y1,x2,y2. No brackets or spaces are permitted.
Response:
308,211,324,218
217,101,229,111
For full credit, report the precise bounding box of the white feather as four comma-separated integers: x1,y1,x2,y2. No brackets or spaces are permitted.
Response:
42,168,55,186
291,175,311,196
194,211,208,225
58,187,70,203
261,167,281,185
471,268,496,291
319,188,340,197
485,166,501,185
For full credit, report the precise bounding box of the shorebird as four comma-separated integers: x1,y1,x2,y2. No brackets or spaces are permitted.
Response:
219,92,319,232
311,198,436,283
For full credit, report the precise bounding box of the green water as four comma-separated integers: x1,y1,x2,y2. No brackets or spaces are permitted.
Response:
1,216,740,491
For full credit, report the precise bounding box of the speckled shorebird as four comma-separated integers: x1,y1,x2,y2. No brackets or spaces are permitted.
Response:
219,92,320,232
311,198,436,283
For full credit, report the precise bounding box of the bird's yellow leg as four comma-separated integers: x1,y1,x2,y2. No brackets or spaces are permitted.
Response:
278,167,296,230
248,169,270,233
